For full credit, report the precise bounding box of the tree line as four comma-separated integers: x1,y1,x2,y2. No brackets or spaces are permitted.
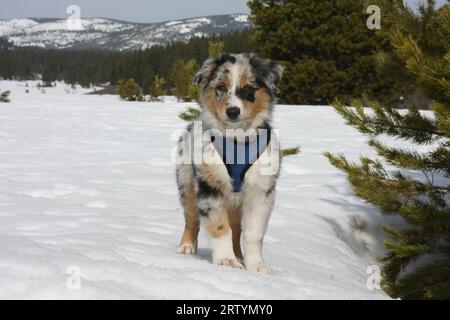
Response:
0,30,253,95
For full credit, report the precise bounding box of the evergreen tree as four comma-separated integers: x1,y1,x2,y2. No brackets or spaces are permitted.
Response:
373,0,449,106
187,83,201,102
115,78,144,101
324,1,450,299
170,59,199,101
148,75,166,101
0,37,13,50
248,0,392,105
208,40,224,58
41,63,54,87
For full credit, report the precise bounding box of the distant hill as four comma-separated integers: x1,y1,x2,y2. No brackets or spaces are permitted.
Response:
0,14,252,50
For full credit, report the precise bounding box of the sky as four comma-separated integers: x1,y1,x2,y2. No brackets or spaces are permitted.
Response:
0,0,446,23
406,0,447,8
0,0,250,23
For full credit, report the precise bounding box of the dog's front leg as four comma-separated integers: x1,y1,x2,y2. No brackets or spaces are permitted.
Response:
242,190,275,274
197,181,243,269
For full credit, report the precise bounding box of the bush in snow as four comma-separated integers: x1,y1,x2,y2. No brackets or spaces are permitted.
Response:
179,107,201,121
116,78,144,102
0,90,10,102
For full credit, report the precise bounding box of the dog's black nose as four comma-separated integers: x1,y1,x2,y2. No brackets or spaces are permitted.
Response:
226,107,240,120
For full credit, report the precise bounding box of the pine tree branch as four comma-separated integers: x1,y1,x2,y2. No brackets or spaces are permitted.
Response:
332,99,443,144
368,139,450,176
324,152,449,212
392,258,450,299
432,102,450,137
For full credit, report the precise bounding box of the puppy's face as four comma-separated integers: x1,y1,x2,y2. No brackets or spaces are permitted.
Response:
195,53,283,130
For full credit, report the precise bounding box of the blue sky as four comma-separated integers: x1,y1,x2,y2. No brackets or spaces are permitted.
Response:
0,0,447,23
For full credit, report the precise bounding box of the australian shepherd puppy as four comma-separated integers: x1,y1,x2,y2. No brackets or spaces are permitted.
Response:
175,53,283,274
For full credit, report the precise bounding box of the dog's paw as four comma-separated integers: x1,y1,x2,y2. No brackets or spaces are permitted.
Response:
176,242,197,255
245,260,272,274
214,258,244,269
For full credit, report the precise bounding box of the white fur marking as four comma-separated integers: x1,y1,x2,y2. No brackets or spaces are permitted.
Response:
209,231,243,269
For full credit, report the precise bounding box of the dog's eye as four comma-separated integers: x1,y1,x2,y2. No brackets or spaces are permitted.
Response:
236,85,256,102
245,85,256,93
215,84,228,98
216,84,227,92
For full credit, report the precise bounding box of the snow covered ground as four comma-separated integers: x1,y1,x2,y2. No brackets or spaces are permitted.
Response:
0,81,391,299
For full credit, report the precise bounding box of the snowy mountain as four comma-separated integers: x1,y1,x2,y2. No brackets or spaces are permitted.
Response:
0,14,251,50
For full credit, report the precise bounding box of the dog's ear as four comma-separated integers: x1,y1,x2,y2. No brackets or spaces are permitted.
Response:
194,58,217,87
194,53,236,88
249,54,284,95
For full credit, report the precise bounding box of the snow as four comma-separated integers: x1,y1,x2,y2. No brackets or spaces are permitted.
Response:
233,14,249,23
0,81,390,299
0,18,132,34
165,21,183,26
1,18,126,49
0,19,39,37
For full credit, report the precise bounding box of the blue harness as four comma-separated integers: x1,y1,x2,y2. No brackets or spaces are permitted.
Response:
212,128,271,193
